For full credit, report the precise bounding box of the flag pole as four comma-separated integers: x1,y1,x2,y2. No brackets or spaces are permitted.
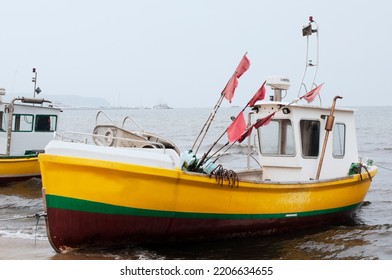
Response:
212,87,322,166
211,142,234,163
194,79,264,169
191,93,225,154
203,80,268,162
208,141,230,161
194,102,250,170
208,83,324,166
192,129,227,171
191,53,249,153
210,97,299,161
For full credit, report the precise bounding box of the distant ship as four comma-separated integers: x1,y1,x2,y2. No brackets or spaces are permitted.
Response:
153,103,172,109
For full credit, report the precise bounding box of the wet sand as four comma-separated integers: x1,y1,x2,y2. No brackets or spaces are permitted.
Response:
0,237,122,260
0,237,55,260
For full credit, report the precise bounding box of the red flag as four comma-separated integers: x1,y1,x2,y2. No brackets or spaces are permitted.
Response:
248,81,266,107
253,112,275,129
302,83,324,103
237,125,253,143
227,111,246,143
222,74,238,103
235,54,250,78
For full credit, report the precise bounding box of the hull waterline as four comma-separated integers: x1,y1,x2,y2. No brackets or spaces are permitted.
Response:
39,153,376,253
44,201,362,253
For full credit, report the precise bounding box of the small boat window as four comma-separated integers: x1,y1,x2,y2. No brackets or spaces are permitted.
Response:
333,123,345,158
258,119,295,156
35,115,58,132
12,114,34,132
0,111,4,131
300,120,320,157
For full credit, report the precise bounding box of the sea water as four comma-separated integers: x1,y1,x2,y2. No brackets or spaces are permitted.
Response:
0,106,391,260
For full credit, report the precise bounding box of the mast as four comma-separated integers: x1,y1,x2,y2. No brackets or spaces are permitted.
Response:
298,16,320,101
32,68,41,97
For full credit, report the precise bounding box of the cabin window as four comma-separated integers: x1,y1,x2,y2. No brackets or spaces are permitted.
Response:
300,120,320,157
0,112,4,131
12,114,34,132
333,123,345,158
35,115,58,132
258,119,295,156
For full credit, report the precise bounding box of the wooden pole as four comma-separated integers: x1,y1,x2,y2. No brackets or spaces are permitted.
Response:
316,95,342,179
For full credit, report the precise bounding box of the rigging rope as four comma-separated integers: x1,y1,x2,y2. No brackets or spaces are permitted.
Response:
377,164,392,172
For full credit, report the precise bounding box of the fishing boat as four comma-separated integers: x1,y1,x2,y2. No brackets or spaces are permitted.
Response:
39,17,377,253
0,88,61,183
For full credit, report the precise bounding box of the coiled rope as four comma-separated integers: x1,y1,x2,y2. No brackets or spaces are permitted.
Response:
210,164,239,188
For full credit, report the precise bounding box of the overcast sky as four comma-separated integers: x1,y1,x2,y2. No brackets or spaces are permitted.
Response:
1,0,391,108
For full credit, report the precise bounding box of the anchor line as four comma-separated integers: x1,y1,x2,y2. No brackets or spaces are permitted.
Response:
0,212,47,222
33,213,46,246
376,164,392,172
0,212,46,246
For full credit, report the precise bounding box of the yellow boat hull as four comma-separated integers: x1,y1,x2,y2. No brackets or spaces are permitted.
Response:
39,153,377,253
0,156,40,183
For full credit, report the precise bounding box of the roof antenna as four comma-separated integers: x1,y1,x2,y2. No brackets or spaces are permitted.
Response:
32,68,41,98
297,16,320,101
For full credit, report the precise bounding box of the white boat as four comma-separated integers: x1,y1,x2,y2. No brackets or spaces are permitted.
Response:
0,89,62,183
153,103,172,109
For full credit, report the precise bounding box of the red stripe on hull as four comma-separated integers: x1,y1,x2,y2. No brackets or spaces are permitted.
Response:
45,208,359,253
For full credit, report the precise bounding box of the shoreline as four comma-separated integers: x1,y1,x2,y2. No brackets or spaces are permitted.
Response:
0,236,120,260
0,236,56,260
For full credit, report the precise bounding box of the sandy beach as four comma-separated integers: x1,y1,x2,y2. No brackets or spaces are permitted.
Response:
0,237,56,260
0,237,124,260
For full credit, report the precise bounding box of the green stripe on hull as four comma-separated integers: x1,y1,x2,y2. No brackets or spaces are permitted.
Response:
0,154,38,159
46,194,360,220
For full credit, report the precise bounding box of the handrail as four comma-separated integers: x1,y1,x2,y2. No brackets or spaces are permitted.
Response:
121,116,144,131
95,111,116,126
95,111,144,132
59,131,167,150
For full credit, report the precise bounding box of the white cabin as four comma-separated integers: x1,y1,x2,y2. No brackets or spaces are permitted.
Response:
0,98,62,156
251,101,358,181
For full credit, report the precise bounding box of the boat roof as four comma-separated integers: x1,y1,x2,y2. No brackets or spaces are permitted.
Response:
253,100,357,113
